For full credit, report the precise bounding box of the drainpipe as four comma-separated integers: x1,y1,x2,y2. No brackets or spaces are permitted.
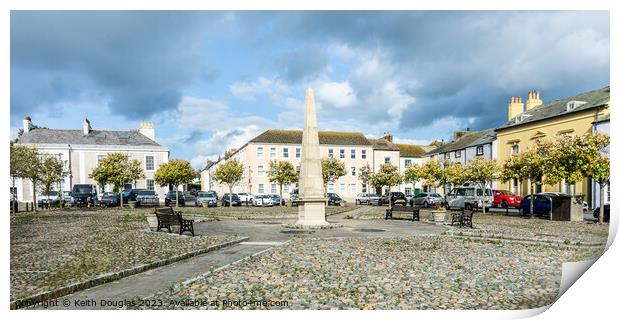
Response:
68,144,73,189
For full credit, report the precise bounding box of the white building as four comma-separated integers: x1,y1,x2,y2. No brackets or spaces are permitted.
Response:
14,116,170,202
202,130,432,201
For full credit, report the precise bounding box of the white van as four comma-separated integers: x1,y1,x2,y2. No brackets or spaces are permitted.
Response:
445,185,493,210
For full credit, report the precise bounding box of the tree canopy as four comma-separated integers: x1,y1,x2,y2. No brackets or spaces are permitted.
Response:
268,160,299,205
212,158,245,207
369,163,402,196
321,157,346,187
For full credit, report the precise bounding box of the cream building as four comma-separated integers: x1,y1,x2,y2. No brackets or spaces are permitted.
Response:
14,117,170,202
495,86,610,207
202,130,430,201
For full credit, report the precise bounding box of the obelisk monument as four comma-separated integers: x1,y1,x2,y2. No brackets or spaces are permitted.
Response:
296,88,328,227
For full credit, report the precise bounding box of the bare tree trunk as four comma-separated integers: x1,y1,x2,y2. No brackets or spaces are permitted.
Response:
279,184,283,206
529,180,535,217
176,187,179,208
228,185,233,208
599,181,606,223
32,181,37,212
481,182,486,214
120,184,124,208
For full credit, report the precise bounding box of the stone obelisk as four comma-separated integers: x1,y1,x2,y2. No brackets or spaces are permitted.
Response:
296,88,328,227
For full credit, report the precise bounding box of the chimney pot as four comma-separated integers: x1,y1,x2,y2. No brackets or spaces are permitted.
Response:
82,117,92,135
22,116,33,134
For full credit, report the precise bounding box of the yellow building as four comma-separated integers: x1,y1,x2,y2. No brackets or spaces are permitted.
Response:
495,86,610,206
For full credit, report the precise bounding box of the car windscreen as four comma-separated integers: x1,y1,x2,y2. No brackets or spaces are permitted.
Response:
72,186,92,193
198,192,214,197
138,190,155,196
103,192,117,197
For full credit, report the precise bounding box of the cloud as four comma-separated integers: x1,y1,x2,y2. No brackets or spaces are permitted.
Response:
275,45,330,83
10,11,221,119
313,80,357,108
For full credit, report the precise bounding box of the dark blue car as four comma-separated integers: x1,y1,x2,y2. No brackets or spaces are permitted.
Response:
520,192,568,217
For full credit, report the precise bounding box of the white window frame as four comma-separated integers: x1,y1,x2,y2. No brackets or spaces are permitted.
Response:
271,184,277,194
351,166,356,176
340,149,345,159
350,149,356,159
283,148,289,158
328,183,335,192
97,154,106,166
283,185,289,194
258,184,264,194
340,183,346,193
361,149,367,159
476,146,484,156
405,159,412,167
511,144,519,155
350,184,357,194
384,157,391,164
455,150,462,158
257,147,264,158
295,147,301,159
146,179,155,191
328,149,334,158
145,155,155,171
270,147,276,159
257,165,264,177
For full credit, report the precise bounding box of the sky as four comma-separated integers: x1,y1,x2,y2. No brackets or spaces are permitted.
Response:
10,11,610,169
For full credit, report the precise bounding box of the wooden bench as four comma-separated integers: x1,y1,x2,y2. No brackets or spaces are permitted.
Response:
450,208,474,228
155,207,195,236
385,205,420,221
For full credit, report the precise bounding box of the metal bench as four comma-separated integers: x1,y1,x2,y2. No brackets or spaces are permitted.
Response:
385,205,420,221
450,208,474,228
155,207,195,236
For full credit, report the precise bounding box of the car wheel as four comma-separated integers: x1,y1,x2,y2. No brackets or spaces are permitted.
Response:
423,201,429,208
465,203,472,211
501,200,508,208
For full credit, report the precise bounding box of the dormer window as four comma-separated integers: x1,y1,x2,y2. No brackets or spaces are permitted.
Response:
566,100,587,112
514,113,532,124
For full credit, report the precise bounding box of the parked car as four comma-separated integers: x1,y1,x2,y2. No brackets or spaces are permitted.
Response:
184,194,197,207
290,189,299,206
355,193,370,205
253,194,273,207
100,192,120,207
520,194,553,217
593,204,610,222
367,194,382,205
62,191,74,206
136,190,159,206
165,191,186,207
492,190,522,208
380,191,407,206
121,189,142,203
270,194,286,206
445,185,492,210
222,193,241,206
237,192,254,204
410,192,444,207
196,191,218,207
327,193,342,206
71,184,98,206
210,191,219,200
37,191,60,207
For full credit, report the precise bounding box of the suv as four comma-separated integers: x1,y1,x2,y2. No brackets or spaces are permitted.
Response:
445,185,492,210
165,191,185,206
380,191,407,206
222,193,241,206
71,184,98,206
492,190,522,208
410,192,443,207
327,193,342,206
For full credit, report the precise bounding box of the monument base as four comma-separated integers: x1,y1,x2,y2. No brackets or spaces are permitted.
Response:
295,198,330,228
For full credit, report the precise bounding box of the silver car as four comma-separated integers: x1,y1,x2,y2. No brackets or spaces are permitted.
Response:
411,192,444,207
445,186,492,210
136,190,159,206
196,191,218,207
355,193,370,205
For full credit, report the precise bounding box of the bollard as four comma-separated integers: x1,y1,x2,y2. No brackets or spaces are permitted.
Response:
506,205,509,216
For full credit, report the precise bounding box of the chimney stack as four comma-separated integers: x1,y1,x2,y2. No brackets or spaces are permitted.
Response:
383,131,393,143
526,90,543,111
507,96,524,121
83,118,92,135
139,121,155,141
22,116,32,134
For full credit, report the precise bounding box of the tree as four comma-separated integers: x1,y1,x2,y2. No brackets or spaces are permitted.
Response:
154,159,196,207
321,157,346,195
10,145,43,211
578,133,610,223
268,160,299,206
90,153,145,208
446,162,469,188
465,157,497,213
39,155,66,207
212,158,245,207
369,163,402,206
499,143,547,217
419,158,453,197
358,164,373,193
403,163,423,199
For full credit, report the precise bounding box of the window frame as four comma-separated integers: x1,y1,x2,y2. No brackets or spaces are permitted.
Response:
145,155,155,171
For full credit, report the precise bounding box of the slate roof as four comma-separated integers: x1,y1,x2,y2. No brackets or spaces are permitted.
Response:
395,144,427,157
497,86,610,131
425,129,494,155
18,129,163,147
369,138,400,151
250,129,372,146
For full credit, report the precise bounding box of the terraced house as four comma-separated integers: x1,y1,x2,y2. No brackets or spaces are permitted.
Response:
14,117,170,202
202,130,430,201
495,86,611,208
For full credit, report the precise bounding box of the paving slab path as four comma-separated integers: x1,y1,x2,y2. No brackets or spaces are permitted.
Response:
33,206,445,309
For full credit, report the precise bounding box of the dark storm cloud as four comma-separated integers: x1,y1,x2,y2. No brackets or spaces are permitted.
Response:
275,46,329,83
10,11,219,119
258,11,610,131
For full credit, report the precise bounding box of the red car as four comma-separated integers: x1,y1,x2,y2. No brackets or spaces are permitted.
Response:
492,190,522,208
